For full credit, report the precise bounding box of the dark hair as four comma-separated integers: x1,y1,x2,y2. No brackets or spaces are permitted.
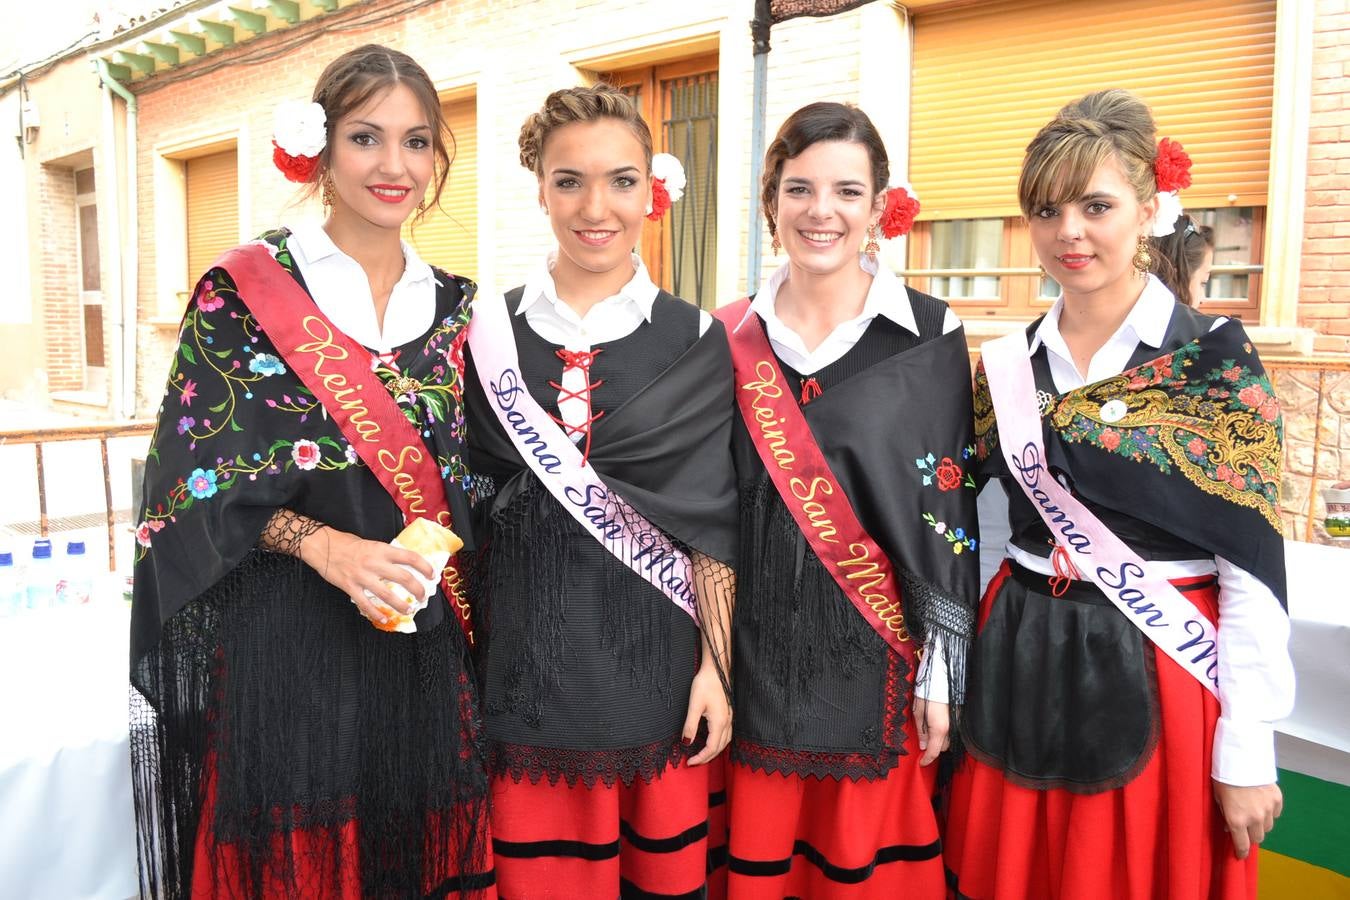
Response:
307,44,454,223
518,83,652,176
1019,89,1157,218
761,102,889,240
1150,214,1215,306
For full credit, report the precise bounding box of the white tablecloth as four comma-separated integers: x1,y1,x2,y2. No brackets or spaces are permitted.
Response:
0,602,138,899
1279,539,1350,785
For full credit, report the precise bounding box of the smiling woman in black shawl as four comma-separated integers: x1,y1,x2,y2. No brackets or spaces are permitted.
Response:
460,85,737,900
717,102,980,900
130,46,491,899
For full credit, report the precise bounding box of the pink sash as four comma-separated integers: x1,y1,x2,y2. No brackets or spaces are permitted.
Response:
981,331,1219,695
217,243,475,645
466,290,699,621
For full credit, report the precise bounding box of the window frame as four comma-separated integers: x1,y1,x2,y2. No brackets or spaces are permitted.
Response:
602,54,719,305
906,209,1264,321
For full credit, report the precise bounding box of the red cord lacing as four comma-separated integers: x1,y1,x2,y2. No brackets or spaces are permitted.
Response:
548,348,605,465
1048,544,1081,598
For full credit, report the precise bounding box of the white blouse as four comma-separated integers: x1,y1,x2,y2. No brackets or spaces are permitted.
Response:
286,223,437,355
516,252,711,442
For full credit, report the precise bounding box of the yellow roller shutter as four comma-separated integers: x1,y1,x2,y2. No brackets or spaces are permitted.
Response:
910,0,1275,220
185,148,239,280
406,97,477,279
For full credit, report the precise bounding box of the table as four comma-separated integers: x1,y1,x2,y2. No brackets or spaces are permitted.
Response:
1279,539,1350,764
0,600,138,899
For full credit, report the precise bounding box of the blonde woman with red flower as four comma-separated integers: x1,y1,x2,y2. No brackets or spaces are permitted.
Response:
459,83,737,899
714,101,979,898
130,44,494,898
944,89,1293,900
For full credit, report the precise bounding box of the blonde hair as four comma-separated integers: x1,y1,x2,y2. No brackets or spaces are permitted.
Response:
1018,89,1157,218
518,84,653,176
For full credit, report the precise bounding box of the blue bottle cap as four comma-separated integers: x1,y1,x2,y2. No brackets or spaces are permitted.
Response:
66,541,86,555
0,552,12,566
32,540,52,560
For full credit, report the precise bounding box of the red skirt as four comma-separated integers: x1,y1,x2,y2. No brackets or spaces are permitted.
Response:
722,727,944,899
944,563,1258,900
490,755,719,898
191,753,495,899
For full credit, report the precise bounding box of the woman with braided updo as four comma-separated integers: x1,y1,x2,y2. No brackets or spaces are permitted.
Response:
461,83,737,898
945,89,1293,900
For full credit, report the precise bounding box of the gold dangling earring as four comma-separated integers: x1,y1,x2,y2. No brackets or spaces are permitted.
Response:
417,196,427,213
321,174,336,211
864,223,880,256
1132,233,1152,277
770,230,780,255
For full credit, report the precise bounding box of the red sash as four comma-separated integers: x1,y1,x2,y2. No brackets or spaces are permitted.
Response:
715,298,913,663
215,243,474,646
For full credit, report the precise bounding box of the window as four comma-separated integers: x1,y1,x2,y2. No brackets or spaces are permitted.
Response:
908,0,1275,320
907,217,1044,317
927,219,1004,301
185,148,239,284
606,56,719,309
1192,207,1262,320
405,95,477,278
75,166,104,390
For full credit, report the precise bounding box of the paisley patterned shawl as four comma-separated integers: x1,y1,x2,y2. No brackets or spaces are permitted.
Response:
131,228,476,668
973,316,1287,606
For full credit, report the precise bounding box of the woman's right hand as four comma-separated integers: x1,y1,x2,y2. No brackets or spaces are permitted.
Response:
301,526,434,627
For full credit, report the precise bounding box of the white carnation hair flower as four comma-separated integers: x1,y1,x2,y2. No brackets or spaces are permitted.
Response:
273,100,327,159
1153,191,1183,238
651,152,686,202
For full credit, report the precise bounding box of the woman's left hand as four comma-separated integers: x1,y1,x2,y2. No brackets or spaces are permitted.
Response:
683,664,732,765
913,698,951,766
1214,781,1283,859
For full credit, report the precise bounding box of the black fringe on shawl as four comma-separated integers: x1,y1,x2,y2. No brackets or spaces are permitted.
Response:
130,550,491,899
467,477,734,788
731,477,971,781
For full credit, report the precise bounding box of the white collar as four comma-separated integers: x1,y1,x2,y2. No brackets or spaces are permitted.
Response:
1030,273,1175,355
517,250,660,320
287,222,434,286
737,254,917,334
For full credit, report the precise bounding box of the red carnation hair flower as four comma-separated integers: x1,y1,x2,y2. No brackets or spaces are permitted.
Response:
646,178,672,221
879,186,920,239
272,140,319,184
1154,138,1192,193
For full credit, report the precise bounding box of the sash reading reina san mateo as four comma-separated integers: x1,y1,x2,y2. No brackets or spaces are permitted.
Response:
466,290,700,620
980,331,1220,695
214,242,475,644
716,298,914,663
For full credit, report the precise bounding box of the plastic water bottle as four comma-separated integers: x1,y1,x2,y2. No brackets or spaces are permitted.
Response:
56,540,93,606
0,552,21,616
25,539,55,610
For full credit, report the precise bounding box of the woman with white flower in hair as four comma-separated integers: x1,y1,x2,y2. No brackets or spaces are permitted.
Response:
461,83,737,898
130,44,494,898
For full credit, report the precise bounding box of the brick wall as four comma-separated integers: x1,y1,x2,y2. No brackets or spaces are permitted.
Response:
38,164,81,391
129,0,883,412
1303,0,1350,354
